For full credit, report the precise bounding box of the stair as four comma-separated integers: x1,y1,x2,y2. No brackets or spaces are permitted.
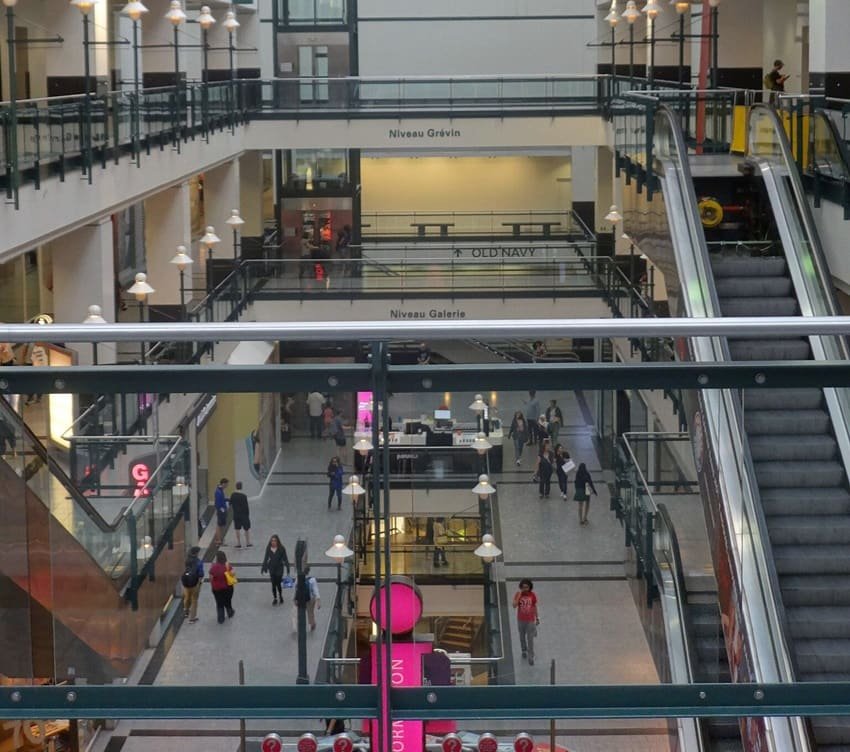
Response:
711,250,850,750
437,617,478,652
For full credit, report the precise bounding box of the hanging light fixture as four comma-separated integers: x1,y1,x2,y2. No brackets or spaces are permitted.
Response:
127,272,155,302
471,433,492,456
472,474,496,498
671,0,689,12
468,394,487,412
642,0,662,18
604,0,620,26
169,245,194,271
622,0,640,23
325,534,354,561
353,438,374,456
121,1,148,20
197,4,216,30
604,205,623,223
82,304,106,324
164,0,186,25
222,8,240,32
342,475,366,497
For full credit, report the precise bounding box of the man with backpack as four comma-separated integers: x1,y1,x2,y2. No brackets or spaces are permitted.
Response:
765,59,789,104
181,546,204,623
295,565,322,632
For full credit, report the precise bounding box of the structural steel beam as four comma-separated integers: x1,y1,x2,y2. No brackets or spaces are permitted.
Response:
2,683,850,720
4,361,850,394
3,316,850,342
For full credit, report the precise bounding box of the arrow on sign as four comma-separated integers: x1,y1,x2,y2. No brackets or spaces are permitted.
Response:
453,248,463,257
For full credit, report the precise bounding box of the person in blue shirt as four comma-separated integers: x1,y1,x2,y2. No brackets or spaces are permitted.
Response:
214,477,229,545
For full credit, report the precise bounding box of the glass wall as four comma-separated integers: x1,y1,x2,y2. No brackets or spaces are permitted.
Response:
282,0,347,25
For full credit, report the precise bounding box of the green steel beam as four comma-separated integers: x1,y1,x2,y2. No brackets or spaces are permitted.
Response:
4,683,850,721
5,361,850,394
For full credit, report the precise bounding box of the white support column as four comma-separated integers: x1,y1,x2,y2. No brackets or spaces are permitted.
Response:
144,182,192,305
810,0,850,95
204,159,241,259
49,218,116,365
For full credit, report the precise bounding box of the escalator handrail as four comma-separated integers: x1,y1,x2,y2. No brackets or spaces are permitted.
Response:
750,103,849,330
655,103,803,695
0,397,115,533
813,107,850,180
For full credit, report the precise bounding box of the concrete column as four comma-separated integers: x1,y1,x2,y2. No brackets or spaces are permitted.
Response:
50,218,116,366
143,182,192,306
713,0,765,89
204,160,241,259
239,151,264,237
238,8,262,74
762,0,805,93
810,0,850,96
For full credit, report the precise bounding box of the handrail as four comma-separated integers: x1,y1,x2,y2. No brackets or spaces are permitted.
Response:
121,437,186,520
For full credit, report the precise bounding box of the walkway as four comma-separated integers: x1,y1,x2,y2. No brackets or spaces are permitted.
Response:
94,388,671,752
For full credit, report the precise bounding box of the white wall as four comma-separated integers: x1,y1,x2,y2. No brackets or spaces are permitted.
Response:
810,197,850,293
357,0,595,76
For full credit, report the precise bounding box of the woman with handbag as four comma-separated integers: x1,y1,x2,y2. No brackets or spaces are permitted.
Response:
209,550,236,624
261,534,290,606
554,444,575,500
574,462,597,526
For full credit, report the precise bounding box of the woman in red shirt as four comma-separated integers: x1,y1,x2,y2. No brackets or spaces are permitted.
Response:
209,551,236,624
512,578,539,665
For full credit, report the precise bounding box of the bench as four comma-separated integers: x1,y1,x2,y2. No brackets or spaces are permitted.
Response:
501,221,562,238
411,222,455,238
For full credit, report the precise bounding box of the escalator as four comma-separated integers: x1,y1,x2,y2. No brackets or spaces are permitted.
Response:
622,96,850,751
0,396,188,682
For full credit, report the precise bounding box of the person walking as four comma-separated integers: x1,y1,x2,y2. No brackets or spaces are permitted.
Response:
765,59,790,103
261,534,291,606
181,545,204,623
298,565,321,631
432,517,449,566
508,410,528,466
327,456,344,510
536,439,554,499
307,391,325,439
229,481,252,548
513,578,540,665
554,444,574,500
214,477,229,546
524,390,540,446
536,415,550,452
574,462,598,526
209,550,236,624
546,399,563,445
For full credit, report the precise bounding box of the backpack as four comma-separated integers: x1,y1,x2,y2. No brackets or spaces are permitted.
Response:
181,558,200,588
763,73,774,90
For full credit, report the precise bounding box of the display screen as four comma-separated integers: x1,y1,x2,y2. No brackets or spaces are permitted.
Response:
434,409,451,420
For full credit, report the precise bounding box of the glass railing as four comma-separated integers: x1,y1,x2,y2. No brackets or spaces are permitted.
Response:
281,0,348,25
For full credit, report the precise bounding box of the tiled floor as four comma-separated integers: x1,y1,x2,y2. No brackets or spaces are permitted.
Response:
94,387,672,752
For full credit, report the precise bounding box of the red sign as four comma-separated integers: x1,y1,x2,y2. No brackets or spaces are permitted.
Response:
514,734,534,752
333,734,354,752
442,733,464,752
130,461,151,499
261,734,283,752
297,734,318,752
478,734,499,752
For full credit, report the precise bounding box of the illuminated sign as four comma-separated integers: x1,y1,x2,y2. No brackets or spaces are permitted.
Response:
130,461,151,498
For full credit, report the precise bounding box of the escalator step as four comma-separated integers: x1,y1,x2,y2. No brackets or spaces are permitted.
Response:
743,388,823,410
715,276,793,297
810,716,850,748
775,545,850,575
762,487,850,516
782,576,850,607
749,434,837,461
719,297,798,317
754,460,844,488
769,516,850,546
744,408,830,434
795,639,850,674
787,607,850,639
705,738,744,752
710,255,787,277
729,338,811,360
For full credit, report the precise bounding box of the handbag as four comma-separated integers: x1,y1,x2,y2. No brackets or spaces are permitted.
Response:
225,569,238,587
561,459,576,474
282,576,295,588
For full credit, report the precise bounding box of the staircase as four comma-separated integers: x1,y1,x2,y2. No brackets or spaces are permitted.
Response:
689,592,742,752
711,249,850,750
436,617,478,652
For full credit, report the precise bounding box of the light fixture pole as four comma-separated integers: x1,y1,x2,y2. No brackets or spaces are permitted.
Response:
222,8,239,133
121,1,148,167
197,5,216,142
709,0,720,90
127,272,155,364
3,0,19,210
622,1,639,85
642,1,661,89
295,538,309,685
169,245,194,318
325,534,354,613
671,1,688,87
165,0,186,148
82,304,106,365
71,0,99,185
225,208,245,262
604,1,619,85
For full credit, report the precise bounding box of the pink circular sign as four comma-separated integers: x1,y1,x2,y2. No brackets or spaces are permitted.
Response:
333,734,354,752
514,734,535,752
297,734,318,752
369,576,424,635
478,734,499,752
262,734,283,752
